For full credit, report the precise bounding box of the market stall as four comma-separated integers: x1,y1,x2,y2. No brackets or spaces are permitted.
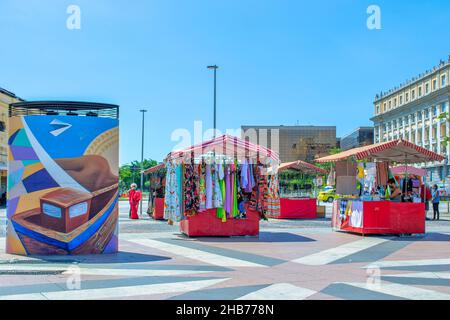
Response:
272,160,327,219
316,139,444,236
143,163,166,220
163,134,280,237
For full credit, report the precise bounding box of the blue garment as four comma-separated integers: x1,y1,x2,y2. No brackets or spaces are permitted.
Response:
432,190,440,204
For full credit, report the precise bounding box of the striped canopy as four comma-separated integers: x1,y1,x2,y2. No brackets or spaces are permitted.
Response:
391,165,427,177
143,163,165,175
315,139,445,164
278,160,327,175
166,134,280,166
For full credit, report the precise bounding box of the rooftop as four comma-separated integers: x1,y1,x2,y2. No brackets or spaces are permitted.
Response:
374,55,450,103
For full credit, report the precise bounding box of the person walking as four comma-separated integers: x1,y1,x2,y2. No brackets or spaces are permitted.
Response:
431,184,440,220
128,183,142,220
421,184,432,220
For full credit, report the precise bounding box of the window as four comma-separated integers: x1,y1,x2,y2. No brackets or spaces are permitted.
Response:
425,109,430,119
42,203,62,219
383,103,387,112
69,202,88,218
389,101,392,109
394,98,397,107
376,105,380,114
400,96,403,105
0,121,5,132
426,83,430,94
433,79,437,91
412,90,416,99
417,112,422,121
432,106,437,117
442,74,447,87
411,114,416,123
406,92,409,102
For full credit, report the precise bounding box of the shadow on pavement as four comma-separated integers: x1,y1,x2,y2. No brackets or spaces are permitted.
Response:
182,231,316,243
10,251,172,264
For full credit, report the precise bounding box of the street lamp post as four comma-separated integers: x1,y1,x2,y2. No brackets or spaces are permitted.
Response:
207,65,219,137
139,109,148,216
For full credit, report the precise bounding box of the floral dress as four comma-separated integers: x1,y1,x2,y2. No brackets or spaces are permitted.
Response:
163,160,181,223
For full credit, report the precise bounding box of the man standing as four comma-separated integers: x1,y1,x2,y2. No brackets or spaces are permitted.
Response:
432,184,440,221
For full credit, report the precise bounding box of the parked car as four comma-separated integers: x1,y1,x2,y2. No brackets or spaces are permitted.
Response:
318,187,337,203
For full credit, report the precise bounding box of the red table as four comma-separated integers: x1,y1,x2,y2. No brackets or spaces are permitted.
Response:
152,198,165,220
180,205,260,237
333,200,425,235
271,198,317,219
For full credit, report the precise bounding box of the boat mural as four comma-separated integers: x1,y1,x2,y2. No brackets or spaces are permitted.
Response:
7,113,119,255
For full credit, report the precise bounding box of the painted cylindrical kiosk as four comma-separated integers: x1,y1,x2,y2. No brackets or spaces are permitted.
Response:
6,101,119,255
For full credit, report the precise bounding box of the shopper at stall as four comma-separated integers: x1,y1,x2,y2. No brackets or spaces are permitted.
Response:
129,183,141,220
421,184,432,219
432,184,440,220
388,178,402,202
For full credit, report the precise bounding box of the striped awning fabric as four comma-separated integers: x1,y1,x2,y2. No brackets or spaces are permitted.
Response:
315,139,445,164
166,134,280,164
143,163,165,175
278,160,327,175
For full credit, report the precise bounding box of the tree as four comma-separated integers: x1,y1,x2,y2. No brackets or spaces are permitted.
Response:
119,159,159,193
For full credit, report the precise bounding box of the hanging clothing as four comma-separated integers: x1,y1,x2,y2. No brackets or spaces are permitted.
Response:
205,164,213,209
216,164,227,222
164,160,182,223
232,163,239,217
265,174,280,217
240,159,249,190
198,164,206,210
184,163,200,215
212,164,223,209
224,165,232,215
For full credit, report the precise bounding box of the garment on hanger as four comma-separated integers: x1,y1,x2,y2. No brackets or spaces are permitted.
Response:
198,164,206,210
163,160,182,223
184,163,199,215
205,164,213,209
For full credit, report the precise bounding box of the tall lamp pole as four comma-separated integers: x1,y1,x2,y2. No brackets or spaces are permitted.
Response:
207,65,219,137
139,108,148,216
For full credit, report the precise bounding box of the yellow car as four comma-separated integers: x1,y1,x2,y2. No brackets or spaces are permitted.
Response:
318,187,337,203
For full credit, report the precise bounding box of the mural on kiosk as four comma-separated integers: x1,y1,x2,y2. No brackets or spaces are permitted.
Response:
7,115,119,255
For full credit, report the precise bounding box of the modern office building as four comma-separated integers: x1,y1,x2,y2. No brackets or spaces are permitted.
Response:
371,56,450,186
0,87,22,196
340,127,374,151
240,125,337,163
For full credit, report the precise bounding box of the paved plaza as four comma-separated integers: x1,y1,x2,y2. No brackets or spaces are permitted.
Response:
1,202,450,300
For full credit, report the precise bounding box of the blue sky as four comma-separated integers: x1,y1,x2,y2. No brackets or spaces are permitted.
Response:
1,0,449,165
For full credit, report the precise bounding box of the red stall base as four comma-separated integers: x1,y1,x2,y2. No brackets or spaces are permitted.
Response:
271,198,317,219
180,205,260,237
334,201,425,235
152,198,165,220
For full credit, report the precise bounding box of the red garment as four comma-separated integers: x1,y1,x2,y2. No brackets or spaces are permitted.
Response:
129,189,142,220
420,186,432,200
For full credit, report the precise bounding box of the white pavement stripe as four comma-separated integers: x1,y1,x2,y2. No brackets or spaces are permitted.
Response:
293,238,388,266
128,238,265,268
0,293,48,300
0,238,5,249
342,282,450,300
237,283,316,300
0,264,213,277
365,259,450,269
383,272,450,279
0,278,230,300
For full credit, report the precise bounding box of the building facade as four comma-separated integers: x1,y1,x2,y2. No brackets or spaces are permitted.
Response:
241,125,337,163
340,127,374,151
371,57,450,186
0,87,21,196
